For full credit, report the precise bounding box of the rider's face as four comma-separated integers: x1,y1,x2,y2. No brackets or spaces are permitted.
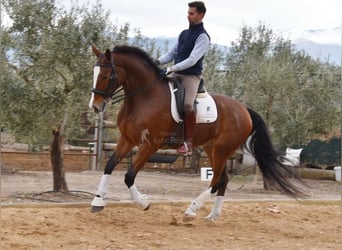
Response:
187,7,204,25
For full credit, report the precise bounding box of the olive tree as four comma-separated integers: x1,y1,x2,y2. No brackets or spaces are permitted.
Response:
223,23,341,149
1,0,119,190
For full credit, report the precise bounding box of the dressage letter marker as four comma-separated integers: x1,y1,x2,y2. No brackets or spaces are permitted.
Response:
201,167,213,181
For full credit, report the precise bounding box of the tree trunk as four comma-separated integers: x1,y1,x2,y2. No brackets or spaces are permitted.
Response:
50,128,68,192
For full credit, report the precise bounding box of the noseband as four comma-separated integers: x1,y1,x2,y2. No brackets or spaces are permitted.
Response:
92,55,119,98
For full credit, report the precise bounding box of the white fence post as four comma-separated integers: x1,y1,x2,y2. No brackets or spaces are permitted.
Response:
92,116,98,170
95,112,104,170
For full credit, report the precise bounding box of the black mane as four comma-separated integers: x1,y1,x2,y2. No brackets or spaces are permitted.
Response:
113,45,160,75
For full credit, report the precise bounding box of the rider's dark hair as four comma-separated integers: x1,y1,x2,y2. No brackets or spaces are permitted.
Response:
188,1,206,15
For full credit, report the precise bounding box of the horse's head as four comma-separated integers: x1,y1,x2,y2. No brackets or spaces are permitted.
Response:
89,44,163,112
89,45,120,113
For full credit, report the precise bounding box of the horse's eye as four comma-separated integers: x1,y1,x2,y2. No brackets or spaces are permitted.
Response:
102,76,108,80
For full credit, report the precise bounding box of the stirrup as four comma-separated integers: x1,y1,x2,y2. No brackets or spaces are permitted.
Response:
177,142,192,154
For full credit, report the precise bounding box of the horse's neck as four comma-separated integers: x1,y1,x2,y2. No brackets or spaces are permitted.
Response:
119,67,154,91
121,66,159,94
122,79,168,111
124,76,156,92
116,54,165,101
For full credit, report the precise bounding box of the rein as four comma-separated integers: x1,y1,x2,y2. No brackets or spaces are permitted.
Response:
111,79,159,104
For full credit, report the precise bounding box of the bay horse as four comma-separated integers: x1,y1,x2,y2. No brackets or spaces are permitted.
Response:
89,44,307,221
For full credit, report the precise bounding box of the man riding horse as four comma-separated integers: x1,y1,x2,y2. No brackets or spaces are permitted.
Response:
156,1,210,154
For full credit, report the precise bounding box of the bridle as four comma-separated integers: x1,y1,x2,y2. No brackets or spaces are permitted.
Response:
92,55,121,99
92,52,163,104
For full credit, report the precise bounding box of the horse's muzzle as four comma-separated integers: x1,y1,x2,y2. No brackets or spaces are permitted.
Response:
93,101,106,113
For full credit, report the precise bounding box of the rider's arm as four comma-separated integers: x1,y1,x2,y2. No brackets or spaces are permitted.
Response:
158,42,178,64
169,33,210,72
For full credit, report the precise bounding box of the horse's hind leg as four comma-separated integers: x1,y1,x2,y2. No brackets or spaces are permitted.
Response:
183,188,213,221
183,168,228,221
183,146,231,222
205,166,228,221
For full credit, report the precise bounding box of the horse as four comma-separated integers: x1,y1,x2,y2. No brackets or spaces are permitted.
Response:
88,44,307,221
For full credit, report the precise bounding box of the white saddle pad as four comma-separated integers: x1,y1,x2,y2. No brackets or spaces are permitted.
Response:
168,82,217,123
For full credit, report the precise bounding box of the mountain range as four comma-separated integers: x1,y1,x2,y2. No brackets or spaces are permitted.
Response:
294,39,340,65
293,27,340,65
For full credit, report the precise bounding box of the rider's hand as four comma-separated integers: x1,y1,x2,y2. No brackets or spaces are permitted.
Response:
159,67,173,78
153,59,160,65
165,67,173,76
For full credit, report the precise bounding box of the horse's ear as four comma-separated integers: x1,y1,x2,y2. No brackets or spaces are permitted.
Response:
91,44,101,57
105,49,111,61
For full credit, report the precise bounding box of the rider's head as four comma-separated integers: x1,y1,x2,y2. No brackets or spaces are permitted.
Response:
187,1,206,25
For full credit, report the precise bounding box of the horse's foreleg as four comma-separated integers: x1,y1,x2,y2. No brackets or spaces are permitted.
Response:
124,146,155,210
90,155,119,212
95,154,121,196
91,139,133,213
124,167,150,210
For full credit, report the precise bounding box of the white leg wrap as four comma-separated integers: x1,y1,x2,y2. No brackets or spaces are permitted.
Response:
96,174,112,197
91,174,111,207
205,196,224,221
185,188,212,217
129,185,150,210
91,196,105,207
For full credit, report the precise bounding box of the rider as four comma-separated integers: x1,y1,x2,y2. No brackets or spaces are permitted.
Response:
156,1,210,154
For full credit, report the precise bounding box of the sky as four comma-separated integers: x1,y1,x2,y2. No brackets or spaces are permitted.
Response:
1,0,340,46
63,0,342,46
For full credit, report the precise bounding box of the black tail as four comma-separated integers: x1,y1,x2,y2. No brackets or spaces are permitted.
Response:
246,108,308,199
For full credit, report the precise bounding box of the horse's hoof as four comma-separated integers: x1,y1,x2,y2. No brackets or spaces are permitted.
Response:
204,211,220,222
134,194,150,210
90,206,104,213
143,203,150,211
137,200,150,210
204,215,216,223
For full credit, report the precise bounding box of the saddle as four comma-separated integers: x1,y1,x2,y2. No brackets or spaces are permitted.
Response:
167,77,217,124
167,76,206,120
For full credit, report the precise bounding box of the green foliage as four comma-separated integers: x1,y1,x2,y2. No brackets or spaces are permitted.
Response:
1,0,118,145
203,44,225,91
222,23,341,148
0,0,165,147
